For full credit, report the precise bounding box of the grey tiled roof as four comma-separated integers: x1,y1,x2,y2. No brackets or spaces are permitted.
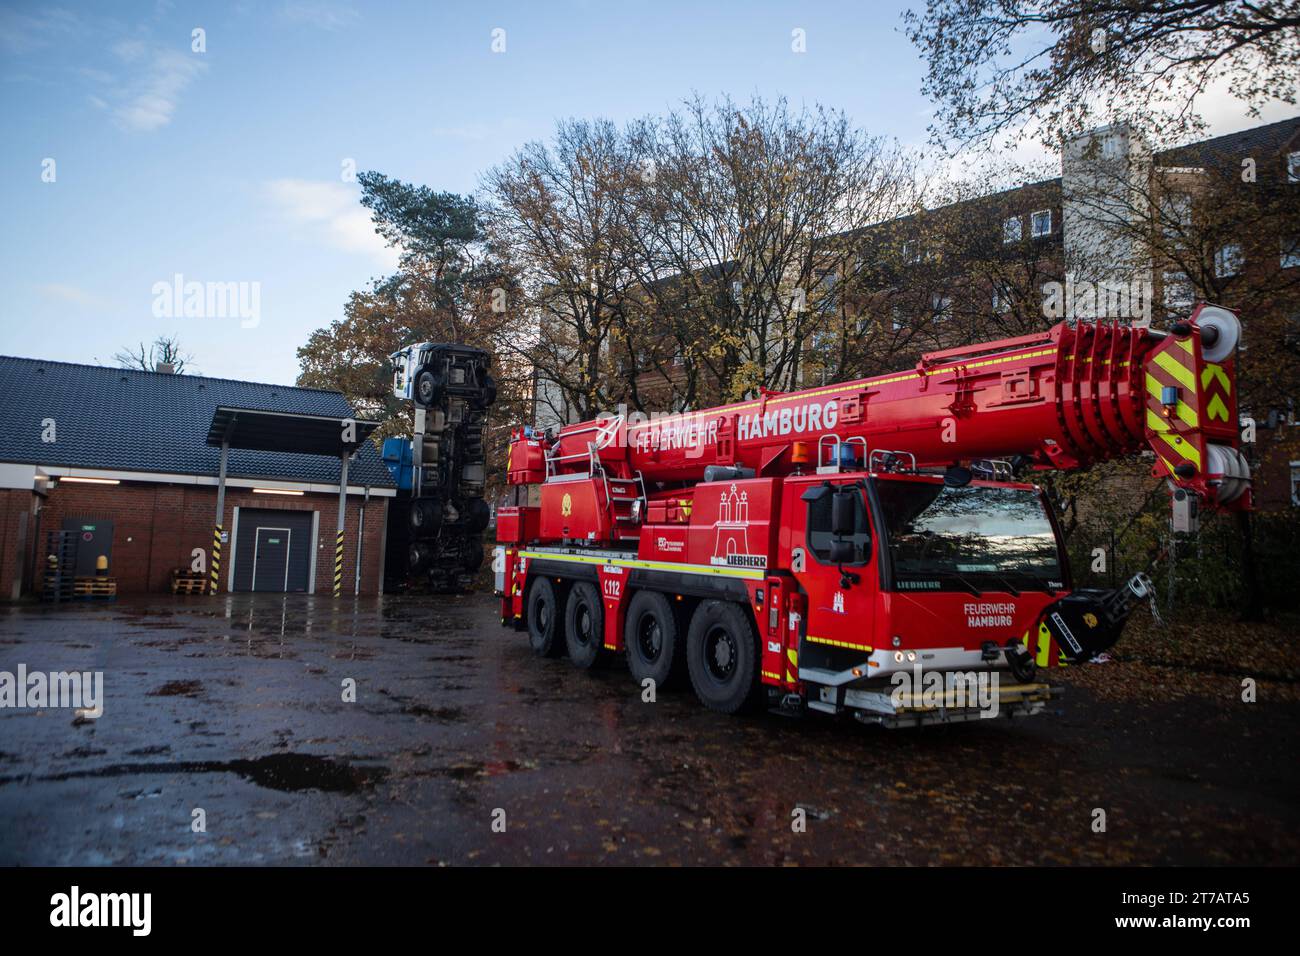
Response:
1156,116,1300,168
0,355,394,488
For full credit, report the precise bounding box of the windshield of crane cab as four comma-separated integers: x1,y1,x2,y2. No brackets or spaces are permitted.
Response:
874,481,1064,592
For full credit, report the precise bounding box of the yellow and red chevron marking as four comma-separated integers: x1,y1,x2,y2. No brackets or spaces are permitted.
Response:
1199,360,1236,439
1143,336,1205,478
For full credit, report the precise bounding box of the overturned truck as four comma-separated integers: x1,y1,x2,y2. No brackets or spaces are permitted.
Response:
384,343,497,592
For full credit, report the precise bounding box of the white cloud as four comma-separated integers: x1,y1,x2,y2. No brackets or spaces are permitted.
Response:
106,44,207,132
264,178,399,269
277,1,359,31
1191,77,1299,138
37,283,102,307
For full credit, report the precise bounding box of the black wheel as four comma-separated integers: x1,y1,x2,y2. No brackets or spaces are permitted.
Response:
462,539,484,573
414,368,445,408
479,373,498,408
624,590,682,688
526,577,566,657
686,600,761,714
564,581,604,669
465,498,491,533
409,497,441,535
408,542,431,574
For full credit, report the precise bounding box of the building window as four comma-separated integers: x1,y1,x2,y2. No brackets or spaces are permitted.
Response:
1291,461,1300,506
1282,236,1300,269
1160,192,1192,238
932,294,952,321
890,305,905,331
816,270,838,315
1030,209,1052,237
1215,243,1243,278
1289,151,1300,183
1163,271,1195,312
992,283,1011,313
1003,216,1022,244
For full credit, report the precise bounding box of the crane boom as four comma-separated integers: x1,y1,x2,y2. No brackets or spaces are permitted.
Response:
514,304,1248,512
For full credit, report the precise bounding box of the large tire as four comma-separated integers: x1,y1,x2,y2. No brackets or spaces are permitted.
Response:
408,542,431,574
465,498,491,533
409,497,441,536
686,600,761,715
414,368,445,408
462,539,484,573
526,577,566,657
624,590,682,689
564,581,604,669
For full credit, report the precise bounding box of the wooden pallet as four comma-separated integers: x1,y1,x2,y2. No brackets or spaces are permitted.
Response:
42,572,76,602
171,571,208,595
73,577,117,599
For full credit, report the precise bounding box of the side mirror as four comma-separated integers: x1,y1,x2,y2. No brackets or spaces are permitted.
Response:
831,488,857,537
829,539,855,564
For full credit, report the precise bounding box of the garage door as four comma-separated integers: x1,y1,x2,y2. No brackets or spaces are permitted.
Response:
232,509,314,592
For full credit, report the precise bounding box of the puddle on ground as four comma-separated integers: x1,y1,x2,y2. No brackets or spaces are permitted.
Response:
8,752,388,794
148,680,204,697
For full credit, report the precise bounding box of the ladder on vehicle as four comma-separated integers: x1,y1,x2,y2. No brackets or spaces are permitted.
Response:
544,414,646,542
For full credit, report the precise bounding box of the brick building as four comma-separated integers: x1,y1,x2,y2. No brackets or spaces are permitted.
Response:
534,116,1300,507
0,356,395,600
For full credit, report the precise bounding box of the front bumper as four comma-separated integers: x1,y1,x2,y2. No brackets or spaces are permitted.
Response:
799,652,1057,729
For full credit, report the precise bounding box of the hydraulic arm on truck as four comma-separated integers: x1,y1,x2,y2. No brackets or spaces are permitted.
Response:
496,304,1248,727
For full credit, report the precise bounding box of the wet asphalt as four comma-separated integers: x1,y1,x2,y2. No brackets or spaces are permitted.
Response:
0,593,1295,866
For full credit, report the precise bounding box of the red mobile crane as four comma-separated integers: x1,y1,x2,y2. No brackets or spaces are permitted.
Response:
495,304,1249,727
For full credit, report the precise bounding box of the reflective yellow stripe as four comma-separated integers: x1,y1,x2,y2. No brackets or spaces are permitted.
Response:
1207,394,1229,421
1146,409,1203,469
1146,374,1198,427
805,635,872,651
1035,622,1051,667
517,549,765,580
1153,350,1195,391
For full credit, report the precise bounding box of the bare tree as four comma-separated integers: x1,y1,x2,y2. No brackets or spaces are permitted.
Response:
622,95,915,403
905,0,1300,150
483,119,641,424
113,335,194,373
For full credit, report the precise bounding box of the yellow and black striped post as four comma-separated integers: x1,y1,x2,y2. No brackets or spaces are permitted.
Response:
333,530,344,597
210,524,222,595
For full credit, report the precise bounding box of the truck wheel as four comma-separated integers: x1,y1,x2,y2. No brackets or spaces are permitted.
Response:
408,542,430,574
526,577,566,658
414,368,445,408
410,497,441,536
564,581,604,669
686,600,760,715
465,498,491,533
625,590,681,689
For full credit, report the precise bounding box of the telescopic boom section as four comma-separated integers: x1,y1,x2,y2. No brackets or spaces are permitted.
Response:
509,303,1249,511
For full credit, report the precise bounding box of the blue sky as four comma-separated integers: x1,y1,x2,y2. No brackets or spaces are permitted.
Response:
1,0,1292,384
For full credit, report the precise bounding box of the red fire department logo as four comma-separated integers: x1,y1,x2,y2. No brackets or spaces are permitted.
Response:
711,484,764,568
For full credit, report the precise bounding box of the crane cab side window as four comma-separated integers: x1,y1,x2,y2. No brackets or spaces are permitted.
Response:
802,484,872,565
